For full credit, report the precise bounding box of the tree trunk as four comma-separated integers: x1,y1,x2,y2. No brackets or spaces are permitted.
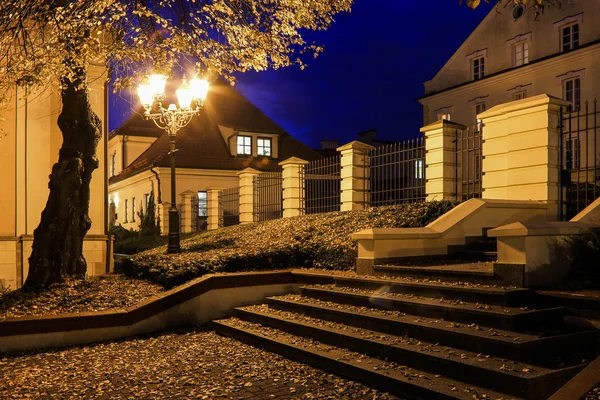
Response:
24,66,102,289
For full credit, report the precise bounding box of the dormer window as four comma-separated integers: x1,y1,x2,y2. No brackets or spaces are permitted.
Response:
257,138,272,157
237,135,252,155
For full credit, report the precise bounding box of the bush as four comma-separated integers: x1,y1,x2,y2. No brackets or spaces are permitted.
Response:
119,201,459,288
559,231,600,289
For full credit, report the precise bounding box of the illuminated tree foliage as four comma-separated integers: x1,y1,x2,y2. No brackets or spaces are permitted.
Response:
0,0,353,288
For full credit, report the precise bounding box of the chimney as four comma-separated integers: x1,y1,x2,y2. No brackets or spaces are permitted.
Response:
320,140,340,150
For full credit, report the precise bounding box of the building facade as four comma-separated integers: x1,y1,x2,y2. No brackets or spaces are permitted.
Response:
108,78,321,233
0,65,111,289
419,0,600,127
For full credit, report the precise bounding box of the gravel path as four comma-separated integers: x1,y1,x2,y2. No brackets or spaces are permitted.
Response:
0,275,164,320
0,328,401,399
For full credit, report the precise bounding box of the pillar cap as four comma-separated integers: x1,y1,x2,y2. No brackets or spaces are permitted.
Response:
336,140,375,152
478,94,570,120
420,119,466,133
179,190,196,196
279,156,309,167
237,167,261,176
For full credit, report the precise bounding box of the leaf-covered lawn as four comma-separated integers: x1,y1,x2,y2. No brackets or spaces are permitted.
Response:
121,201,458,288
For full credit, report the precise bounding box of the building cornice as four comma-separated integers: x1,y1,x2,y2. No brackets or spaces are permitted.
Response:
418,40,600,103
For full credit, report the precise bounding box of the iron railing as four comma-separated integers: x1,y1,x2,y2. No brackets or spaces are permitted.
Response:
456,127,483,201
302,155,341,214
218,187,240,227
560,100,600,220
253,171,283,222
367,138,426,206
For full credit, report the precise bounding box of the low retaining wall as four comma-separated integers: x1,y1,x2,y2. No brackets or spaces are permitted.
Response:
0,270,333,353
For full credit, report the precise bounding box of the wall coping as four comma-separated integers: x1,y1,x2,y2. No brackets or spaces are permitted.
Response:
420,119,466,133
478,93,570,120
236,167,261,176
488,221,594,238
0,270,333,339
278,157,309,167
336,140,375,152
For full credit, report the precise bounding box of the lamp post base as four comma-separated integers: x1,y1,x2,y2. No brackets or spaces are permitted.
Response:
167,208,181,254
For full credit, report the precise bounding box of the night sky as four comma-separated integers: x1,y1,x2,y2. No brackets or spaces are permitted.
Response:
108,1,493,149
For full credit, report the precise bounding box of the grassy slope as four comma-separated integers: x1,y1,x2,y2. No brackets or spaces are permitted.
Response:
120,201,458,288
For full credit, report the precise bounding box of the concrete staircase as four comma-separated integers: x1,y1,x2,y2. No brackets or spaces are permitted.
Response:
213,275,599,400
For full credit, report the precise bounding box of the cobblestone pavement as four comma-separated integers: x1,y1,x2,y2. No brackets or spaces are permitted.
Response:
0,328,401,399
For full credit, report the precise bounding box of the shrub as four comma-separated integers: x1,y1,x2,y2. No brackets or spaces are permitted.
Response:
559,231,600,289
119,201,459,288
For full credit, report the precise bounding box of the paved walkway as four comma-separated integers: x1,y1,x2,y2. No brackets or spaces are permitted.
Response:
0,328,400,399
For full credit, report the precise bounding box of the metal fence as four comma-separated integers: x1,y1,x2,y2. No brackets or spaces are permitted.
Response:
367,138,426,207
456,127,483,200
253,171,283,222
218,187,240,227
302,155,341,214
560,100,600,220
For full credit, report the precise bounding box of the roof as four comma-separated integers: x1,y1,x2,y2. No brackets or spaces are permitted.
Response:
109,78,322,184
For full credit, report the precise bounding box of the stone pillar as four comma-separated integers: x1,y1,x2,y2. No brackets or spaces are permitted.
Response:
158,202,171,235
207,189,221,230
237,168,260,224
421,119,465,202
337,141,374,211
279,157,309,218
479,94,569,220
179,190,197,233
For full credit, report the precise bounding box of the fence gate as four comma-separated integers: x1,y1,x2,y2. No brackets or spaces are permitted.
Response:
455,127,483,200
367,138,426,206
253,171,283,222
218,187,240,227
302,156,341,214
560,100,600,220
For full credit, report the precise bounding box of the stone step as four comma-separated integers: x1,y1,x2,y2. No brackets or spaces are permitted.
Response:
212,317,527,400
449,250,498,262
266,295,599,363
370,264,501,286
232,306,583,400
301,286,566,332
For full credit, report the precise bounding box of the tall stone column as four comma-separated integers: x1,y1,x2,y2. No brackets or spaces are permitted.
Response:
479,94,569,220
206,189,222,230
158,202,171,235
279,157,309,218
337,141,374,211
179,190,197,234
237,168,260,224
421,119,466,201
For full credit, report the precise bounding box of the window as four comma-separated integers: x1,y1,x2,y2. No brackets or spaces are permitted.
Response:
198,191,208,217
415,160,424,179
110,152,116,177
237,136,252,155
514,91,527,100
144,193,150,209
257,138,272,156
125,199,129,223
132,197,136,222
472,57,485,80
437,113,451,121
566,138,581,169
564,78,581,111
561,24,579,52
474,103,486,127
513,42,529,67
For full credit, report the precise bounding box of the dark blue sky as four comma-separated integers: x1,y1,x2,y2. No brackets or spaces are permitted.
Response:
109,1,493,148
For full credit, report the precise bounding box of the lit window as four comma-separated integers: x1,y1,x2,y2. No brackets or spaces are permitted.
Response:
237,135,252,155
125,199,129,223
198,191,208,217
513,42,529,67
110,152,116,177
472,57,485,80
257,138,272,156
566,138,581,169
564,78,581,111
514,91,527,100
561,24,579,52
437,113,451,121
132,197,136,222
415,160,424,179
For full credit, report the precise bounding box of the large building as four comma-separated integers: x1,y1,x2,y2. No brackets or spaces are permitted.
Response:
108,78,321,232
418,0,600,127
0,65,110,290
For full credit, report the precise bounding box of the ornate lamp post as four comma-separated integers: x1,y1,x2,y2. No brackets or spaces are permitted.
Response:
137,74,210,253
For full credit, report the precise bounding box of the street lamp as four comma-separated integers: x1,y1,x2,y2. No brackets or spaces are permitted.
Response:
137,74,210,253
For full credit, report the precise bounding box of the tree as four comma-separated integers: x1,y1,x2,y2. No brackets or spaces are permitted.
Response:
138,191,160,237
0,0,353,289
